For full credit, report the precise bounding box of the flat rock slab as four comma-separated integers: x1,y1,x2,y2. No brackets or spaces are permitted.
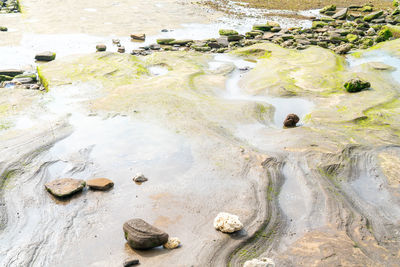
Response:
87,178,114,190
45,178,86,198
123,218,169,249
0,69,24,77
35,51,56,62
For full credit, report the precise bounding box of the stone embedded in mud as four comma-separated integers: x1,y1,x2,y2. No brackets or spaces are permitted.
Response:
35,51,56,62
87,178,114,190
133,173,148,183
283,114,300,128
45,178,86,198
243,257,275,267
96,44,107,52
123,218,169,249
130,33,145,41
219,29,238,36
123,258,139,267
213,212,243,233
344,78,371,93
163,237,181,249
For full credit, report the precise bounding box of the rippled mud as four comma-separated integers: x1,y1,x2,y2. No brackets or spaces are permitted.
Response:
1,1,400,267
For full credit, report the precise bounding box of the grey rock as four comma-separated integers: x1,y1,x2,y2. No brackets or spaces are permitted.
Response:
35,51,56,61
123,218,169,249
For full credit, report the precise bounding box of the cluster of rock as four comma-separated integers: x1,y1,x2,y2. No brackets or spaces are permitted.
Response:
125,4,400,56
44,177,114,198
0,69,44,90
0,0,19,14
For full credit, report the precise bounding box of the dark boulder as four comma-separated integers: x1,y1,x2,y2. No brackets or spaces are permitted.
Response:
123,219,169,249
284,114,300,128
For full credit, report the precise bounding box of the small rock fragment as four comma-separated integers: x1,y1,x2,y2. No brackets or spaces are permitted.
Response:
123,258,139,267
214,212,243,233
344,78,371,92
163,237,181,249
87,178,114,190
283,114,300,128
133,173,148,183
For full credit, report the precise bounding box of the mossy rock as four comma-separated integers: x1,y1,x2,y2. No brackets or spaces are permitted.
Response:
376,27,393,42
157,38,175,45
320,5,336,13
252,24,272,32
0,75,13,82
219,29,238,36
312,21,328,29
361,38,374,48
0,26,7,32
363,10,384,22
385,24,400,38
394,0,399,7
361,6,373,12
346,34,359,43
344,78,371,93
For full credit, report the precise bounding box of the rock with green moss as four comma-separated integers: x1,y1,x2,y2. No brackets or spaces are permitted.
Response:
312,21,328,29
320,5,336,14
169,39,193,46
252,24,272,32
227,35,243,42
219,29,238,36
156,38,175,45
394,0,399,7
361,38,374,48
363,11,384,22
0,75,13,82
0,69,23,77
346,34,359,43
386,25,400,38
344,78,371,93
376,27,393,42
361,6,373,12
0,26,7,32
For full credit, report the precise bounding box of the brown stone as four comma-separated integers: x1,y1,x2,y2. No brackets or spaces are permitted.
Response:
45,178,86,198
131,34,146,41
284,114,300,128
87,178,114,190
123,219,169,249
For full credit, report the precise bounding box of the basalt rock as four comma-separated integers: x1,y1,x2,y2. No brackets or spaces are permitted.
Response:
283,114,300,128
123,219,169,249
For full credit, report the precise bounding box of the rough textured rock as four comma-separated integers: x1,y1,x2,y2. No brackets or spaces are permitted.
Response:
219,29,238,36
96,44,106,52
123,219,169,249
283,114,300,128
163,237,181,249
344,78,371,92
45,178,86,198
213,212,243,233
243,257,275,267
35,51,56,62
133,173,148,183
123,258,139,266
86,178,114,190
130,33,145,41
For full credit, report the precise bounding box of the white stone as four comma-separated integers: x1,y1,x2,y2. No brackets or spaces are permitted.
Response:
163,237,181,249
243,257,275,267
213,212,243,233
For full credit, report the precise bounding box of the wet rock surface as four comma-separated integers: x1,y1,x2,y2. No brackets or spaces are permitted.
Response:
123,219,169,249
86,178,114,190
45,178,86,198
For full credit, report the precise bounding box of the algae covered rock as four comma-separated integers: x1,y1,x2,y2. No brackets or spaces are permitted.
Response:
394,0,399,7
35,51,56,62
346,34,359,43
363,10,383,22
219,29,238,36
344,78,371,93
214,212,243,233
156,38,175,45
312,21,328,29
320,5,336,14
376,27,393,42
0,26,7,32
45,178,86,198
123,219,169,249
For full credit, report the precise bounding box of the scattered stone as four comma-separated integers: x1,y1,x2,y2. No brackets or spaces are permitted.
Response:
283,114,300,128
45,178,86,198
214,212,243,233
163,237,181,249
96,44,106,52
123,218,169,249
219,29,238,36
243,257,275,267
35,51,56,62
87,178,114,190
344,78,371,92
131,34,145,41
133,173,148,183
123,258,139,267
118,46,126,53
